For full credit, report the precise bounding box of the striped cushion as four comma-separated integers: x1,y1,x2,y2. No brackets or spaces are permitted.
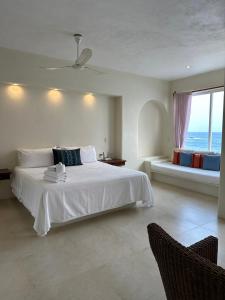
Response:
52,149,82,166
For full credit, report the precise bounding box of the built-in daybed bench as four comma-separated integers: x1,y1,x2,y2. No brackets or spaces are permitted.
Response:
144,156,220,197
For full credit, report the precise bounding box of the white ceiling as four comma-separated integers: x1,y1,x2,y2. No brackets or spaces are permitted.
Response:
0,0,224,80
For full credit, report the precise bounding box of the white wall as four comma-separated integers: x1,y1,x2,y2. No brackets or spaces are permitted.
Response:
0,85,119,168
170,69,224,93
0,47,170,171
138,100,168,158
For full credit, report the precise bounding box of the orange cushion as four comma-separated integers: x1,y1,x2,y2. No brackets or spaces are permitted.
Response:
192,153,203,168
172,151,180,164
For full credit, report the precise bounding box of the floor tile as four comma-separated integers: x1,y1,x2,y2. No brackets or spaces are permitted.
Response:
0,180,222,300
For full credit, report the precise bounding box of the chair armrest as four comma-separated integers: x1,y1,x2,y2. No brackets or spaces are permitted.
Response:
188,236,218,264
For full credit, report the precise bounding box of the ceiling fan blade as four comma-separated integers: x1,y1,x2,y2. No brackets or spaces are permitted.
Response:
82,66,104,75
40,66,72,70
75,48,92,66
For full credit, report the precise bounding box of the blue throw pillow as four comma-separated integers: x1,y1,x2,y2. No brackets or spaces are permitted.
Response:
179,152,193,167
52,149,82,166
202,155,220,171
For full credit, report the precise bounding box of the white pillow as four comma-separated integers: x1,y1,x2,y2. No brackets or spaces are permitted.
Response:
80,145,97,163
17,148,54,168
61,146,79,150
60,145,97,163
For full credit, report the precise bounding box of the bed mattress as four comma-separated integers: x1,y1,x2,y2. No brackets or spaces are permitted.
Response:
12,162,153,236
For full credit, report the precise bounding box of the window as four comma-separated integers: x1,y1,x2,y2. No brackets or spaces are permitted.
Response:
183,88,224,153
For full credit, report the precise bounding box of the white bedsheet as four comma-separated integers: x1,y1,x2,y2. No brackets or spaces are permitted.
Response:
151,161,220,185
12,162,153,236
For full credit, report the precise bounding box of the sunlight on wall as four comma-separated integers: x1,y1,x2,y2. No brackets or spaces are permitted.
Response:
6,84,24,101
47,89,63,105
83,93,96,107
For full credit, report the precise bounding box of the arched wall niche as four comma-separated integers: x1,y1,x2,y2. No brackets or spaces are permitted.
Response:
138,100,168,158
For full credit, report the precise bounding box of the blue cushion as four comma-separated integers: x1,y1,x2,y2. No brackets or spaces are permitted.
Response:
202,155,220,171
179,152,193,167
52,149,82,166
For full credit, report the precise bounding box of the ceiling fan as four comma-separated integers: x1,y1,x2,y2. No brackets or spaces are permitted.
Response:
41,34,101,73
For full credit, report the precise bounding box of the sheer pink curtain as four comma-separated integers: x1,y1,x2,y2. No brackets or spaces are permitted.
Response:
173,92,192,148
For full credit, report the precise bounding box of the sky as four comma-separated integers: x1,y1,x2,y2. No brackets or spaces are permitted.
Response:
188,91,224,132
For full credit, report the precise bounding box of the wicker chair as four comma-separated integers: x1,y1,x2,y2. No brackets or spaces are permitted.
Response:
147,223,225,300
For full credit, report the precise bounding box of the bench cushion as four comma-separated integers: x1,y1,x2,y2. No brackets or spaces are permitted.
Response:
180,152,192,167
151,161,220,186
202,155,220,171
172,150,180,164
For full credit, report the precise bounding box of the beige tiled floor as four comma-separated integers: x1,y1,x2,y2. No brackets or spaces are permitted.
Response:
1,181,225,300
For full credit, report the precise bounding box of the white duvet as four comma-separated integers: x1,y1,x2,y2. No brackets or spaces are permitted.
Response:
12,162,153,236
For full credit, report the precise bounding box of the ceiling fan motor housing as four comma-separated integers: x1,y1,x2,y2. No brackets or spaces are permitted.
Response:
74,33,83,45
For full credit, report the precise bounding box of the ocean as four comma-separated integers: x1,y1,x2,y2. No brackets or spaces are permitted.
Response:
184,132,222,153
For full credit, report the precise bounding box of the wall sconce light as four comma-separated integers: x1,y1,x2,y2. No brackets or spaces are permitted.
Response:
6,84,24,100
47,88,63,104
83,92,96,107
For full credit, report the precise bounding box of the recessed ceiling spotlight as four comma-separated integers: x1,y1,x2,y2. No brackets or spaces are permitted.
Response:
186,65,191,69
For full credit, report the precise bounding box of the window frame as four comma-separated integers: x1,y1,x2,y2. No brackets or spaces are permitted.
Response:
183,87,224,153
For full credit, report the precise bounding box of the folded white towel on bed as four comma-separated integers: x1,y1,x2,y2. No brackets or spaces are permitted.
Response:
44,172,66,180
44,174,67,180
47,163,66,175
43,176,67,183
56,162,66,174
44,163,67,182
44,173,67,182
44,170,67,178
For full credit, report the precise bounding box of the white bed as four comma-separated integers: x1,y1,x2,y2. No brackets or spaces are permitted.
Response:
12,161,153,236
